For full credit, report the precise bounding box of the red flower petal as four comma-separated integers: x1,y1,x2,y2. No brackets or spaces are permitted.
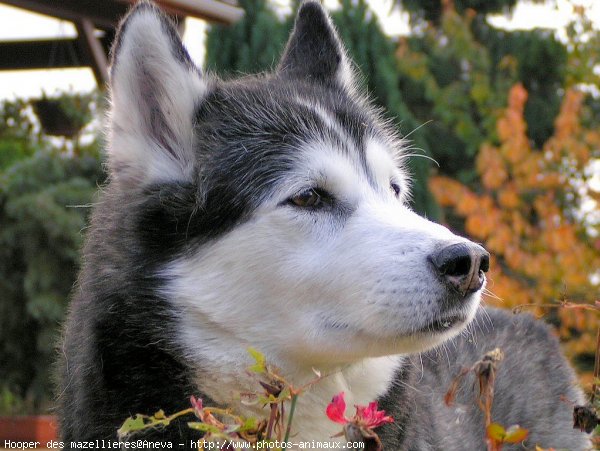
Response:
354,401,394,428
326,392,348,424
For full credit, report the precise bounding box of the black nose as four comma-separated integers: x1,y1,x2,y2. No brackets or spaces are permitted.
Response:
429,242,490,296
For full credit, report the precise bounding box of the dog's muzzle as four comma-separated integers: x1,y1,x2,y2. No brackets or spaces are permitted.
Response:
429,242,490,297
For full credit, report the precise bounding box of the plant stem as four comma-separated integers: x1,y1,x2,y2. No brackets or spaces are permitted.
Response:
591,326,600,404
283,393,298,443
266,403,277,439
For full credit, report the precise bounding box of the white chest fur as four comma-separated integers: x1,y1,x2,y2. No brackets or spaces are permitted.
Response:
194,354,401,444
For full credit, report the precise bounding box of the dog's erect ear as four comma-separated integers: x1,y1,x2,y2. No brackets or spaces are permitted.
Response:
277,1,355,92
108,2,207,187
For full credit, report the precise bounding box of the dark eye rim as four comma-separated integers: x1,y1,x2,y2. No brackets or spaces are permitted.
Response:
390,181,401,197
287,187,332,208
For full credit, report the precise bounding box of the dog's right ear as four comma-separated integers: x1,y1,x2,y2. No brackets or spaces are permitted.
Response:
277,1,356,93
108,2,207,187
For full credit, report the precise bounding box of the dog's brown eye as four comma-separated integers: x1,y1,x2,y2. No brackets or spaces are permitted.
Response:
290,188,325,208
391,182,401,197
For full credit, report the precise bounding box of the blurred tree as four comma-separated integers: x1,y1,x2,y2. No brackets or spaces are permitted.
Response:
396,0,546,26
0,99,37,171
205,0,287,75
396,7,503,186
396,2,568,188
0,98,103,410
430,84,600,372
399,0,509,23
565,4,600,88
475,24,567,147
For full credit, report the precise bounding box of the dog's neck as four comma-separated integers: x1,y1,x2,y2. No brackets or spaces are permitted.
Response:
189,342,401,442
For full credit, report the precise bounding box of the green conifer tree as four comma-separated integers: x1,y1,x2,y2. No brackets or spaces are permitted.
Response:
205,0,287,75
0,98,103,409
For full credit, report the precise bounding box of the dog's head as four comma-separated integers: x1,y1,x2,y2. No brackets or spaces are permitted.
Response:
108,1,489,366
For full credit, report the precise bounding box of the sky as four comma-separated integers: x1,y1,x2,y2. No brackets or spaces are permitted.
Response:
0,0,598,100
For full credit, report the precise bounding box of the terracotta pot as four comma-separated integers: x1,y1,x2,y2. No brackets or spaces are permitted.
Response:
0,415,58,442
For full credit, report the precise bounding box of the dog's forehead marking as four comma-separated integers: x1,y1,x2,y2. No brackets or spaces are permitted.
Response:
365,138,398,185
296,141,363,203
289,95,398,193
293,95,355,149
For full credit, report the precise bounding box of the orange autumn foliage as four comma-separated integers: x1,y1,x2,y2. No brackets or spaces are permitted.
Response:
430,84,600,364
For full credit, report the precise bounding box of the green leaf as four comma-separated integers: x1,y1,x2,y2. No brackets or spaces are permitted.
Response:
277,387,291,401
486,423,506,441
258,394,280,405
247,347,266,373
187,422,221,433
240,417,257,432
118,415,147,436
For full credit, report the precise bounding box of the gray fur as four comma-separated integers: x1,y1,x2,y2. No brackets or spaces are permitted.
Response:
377,309,587,449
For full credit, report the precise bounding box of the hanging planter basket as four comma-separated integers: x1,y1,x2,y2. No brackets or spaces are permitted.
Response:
32,93,93,138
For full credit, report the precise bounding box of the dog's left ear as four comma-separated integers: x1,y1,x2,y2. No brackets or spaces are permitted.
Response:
108,2,207,187
277,1,355,92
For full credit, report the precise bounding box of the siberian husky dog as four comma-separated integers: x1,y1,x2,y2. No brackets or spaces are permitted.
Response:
58,1,588,449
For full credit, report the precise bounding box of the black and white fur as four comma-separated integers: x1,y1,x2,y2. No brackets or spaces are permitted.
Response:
58,2,588,449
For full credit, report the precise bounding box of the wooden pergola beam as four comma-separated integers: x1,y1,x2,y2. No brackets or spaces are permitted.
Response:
118,0,244,24
75,19,109,87
0,37,111,71
0,0,127,29
1,0,243,28
0,0,243,87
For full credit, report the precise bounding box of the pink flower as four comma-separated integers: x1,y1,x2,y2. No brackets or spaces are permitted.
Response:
325,392,394,429
190,395,203,416
326,392,349,424
355,402,394,429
